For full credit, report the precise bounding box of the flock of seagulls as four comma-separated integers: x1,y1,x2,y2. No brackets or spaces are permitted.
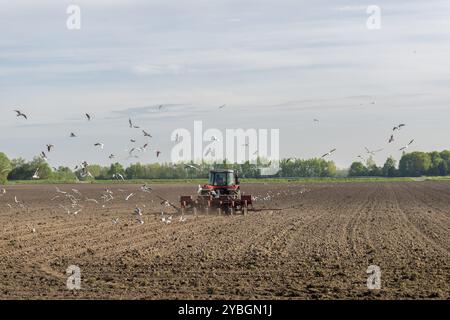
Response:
315,119,415,162
12,108,166,179
2,181,189,230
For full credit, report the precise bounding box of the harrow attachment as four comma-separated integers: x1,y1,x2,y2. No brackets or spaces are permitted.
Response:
180,194,253,215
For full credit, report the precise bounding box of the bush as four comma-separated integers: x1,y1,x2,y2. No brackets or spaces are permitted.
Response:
0,152,12,184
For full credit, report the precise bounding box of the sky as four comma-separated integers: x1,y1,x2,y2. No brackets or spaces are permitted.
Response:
1,0,450,169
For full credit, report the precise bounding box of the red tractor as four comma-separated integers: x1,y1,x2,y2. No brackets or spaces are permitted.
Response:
180,169,253,215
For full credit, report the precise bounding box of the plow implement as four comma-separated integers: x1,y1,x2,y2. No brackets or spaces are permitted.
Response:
180,194,254,215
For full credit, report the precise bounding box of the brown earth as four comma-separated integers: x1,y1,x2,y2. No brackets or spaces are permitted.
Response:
0,181,449,299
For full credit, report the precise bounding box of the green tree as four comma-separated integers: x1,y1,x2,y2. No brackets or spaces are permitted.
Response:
87,164,102,178
399,152,431,177
0,152,12,184
348,162,368,177
382,156,397,177
107,162,125,178
53,166,76,181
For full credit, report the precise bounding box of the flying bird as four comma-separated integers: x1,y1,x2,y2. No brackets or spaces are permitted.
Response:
13,110,27,119
40,151,48,161
134,207,143,216
185,164,199,170
143,130,152,137
85,113,92,121
32,168,40,179
125,193,134,201
156,150,161,157
94,143,104,149
393,124,406,131
218,104,226,109
46,144,54,152
204,148,213,157
109,154,115,159
389,135,395,143
70,133,77,138
399,139,415,151
113,173,125,180
321,149,336,158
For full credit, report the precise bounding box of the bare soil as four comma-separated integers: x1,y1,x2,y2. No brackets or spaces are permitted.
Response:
0,181,448,299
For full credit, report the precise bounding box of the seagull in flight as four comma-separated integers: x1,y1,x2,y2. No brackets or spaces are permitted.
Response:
113,173,125,180
13,110,27,119
143,130,152,137
156,150,161,157
204,147,213,157
218,104,226,109
70,132,77,138
40,151,48,161
129,118,140,128
94,142,104,149
393,124,406,131
388,134,395,143
321,148,336,158
85,113,92,121
134,207,143,216
185,164,200,170
109,154,115,159
32,168,40,179
46,144,54,152
399,139,415,151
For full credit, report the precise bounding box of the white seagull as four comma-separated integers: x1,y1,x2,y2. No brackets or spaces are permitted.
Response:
321,149,336,158
94,143,104,149
13,109,27,119
399,139,415,151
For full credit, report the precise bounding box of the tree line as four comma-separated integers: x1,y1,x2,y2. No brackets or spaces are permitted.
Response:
2,150,450,183
349,151,450,177
0,152,337,182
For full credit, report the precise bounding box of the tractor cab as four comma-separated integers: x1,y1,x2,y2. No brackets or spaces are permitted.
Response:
201,169,240,196
208,169,238,187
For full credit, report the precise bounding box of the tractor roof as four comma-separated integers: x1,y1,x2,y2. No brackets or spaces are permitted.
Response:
210,169,235,173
